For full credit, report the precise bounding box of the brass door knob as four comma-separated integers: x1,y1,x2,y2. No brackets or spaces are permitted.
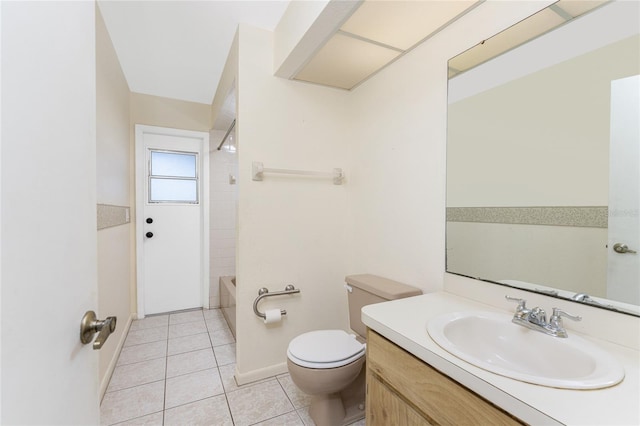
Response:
80,311,117,350
613,243,637,254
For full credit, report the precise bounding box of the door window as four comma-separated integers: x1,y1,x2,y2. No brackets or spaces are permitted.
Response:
148,150,198,203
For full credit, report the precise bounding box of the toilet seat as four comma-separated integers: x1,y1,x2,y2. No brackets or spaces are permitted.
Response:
287,329,366,369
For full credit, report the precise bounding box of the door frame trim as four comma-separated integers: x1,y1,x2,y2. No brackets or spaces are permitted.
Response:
134,124,210,318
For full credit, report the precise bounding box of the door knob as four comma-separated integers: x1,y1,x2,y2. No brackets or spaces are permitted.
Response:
613,243,637,254
80,311,117,350
146,217,153,224
146,232,153,238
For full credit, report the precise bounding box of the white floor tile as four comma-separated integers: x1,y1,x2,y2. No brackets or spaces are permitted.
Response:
167,348,217,378
116,341,166,366
253,410,304,426
226,380,295,426
169,310,204,325
209,326,235,347
218,363,273,393
296,407,315,426
203,308,225,321
164,395,233,426
165,368,224,409
205,317,229,331
124,327,168,347
213,343,236,366
111,411,163,426
100,381,164,425
277,374,312,409
167,332,211,356
168,320,207,339
107,358,166,392
218,364,240,393
129,315,168,331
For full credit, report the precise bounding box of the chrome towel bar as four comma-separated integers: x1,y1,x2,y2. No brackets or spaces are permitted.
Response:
253,284,301,319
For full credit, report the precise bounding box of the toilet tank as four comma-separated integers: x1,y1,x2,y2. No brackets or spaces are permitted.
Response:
345,274,422,338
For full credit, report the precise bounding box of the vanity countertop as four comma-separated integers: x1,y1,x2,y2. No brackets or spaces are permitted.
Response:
362,292,640,425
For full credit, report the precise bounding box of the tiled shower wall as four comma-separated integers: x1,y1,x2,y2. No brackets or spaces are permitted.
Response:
209,130,238,308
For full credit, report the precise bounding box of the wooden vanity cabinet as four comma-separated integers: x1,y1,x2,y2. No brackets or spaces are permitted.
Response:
366,329,523,425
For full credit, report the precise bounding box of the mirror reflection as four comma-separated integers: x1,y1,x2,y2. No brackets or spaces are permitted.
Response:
446,0,639,315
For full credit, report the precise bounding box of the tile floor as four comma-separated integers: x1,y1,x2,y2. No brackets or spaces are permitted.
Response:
100,308,366,426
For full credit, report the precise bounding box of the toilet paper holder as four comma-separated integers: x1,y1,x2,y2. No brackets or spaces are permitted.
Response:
253,284,301,320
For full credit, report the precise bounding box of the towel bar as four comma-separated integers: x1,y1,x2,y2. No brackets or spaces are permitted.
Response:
252,162,344,185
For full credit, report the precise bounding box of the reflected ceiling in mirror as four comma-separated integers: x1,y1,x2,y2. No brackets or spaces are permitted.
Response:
448,0,610,78
446,0,640,316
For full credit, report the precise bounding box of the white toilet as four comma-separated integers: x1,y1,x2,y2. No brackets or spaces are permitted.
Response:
287,274,421,426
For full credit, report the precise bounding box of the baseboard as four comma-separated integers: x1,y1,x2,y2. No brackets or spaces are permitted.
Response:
235,362,288,386
99,314,133,401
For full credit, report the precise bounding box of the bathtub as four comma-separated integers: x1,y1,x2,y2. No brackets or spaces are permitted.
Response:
219,276,236,338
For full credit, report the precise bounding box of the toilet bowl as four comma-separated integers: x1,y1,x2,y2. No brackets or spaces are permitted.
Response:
287,330,366,426
287,274,421,426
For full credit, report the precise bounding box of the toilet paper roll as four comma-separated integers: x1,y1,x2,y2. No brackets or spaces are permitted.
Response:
264,309,282,324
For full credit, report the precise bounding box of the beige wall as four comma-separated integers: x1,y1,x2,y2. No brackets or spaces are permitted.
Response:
96,6,132,396
448,35,639,208
344,1,567,292
447,222,608,297
224,2,559,382
211,33,238,129
130,93,212,132
235,24,352,382
346,34,447,292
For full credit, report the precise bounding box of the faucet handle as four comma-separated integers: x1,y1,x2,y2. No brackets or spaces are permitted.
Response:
551,308,582,323
505,295,527,311
548,308,581,337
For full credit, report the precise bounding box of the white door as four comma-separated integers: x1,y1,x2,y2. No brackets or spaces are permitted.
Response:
1,1,100,423
135,125,209,316
607,75,640,304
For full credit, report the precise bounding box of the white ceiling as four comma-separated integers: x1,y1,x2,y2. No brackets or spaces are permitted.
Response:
98,1,290,105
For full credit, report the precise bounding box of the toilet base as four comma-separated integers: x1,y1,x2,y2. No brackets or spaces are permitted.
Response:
308,363,366,426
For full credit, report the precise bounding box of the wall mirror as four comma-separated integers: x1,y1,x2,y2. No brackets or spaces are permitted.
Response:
446,0,639,316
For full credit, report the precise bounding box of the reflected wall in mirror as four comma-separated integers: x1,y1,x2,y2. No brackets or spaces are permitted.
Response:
446,0,639,315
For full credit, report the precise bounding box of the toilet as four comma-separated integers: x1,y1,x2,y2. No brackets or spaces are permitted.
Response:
287,274,421,426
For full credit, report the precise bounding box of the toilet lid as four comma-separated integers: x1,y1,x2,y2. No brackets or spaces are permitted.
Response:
287,330,365,365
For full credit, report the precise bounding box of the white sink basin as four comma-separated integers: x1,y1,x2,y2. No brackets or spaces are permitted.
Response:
427,311,624,389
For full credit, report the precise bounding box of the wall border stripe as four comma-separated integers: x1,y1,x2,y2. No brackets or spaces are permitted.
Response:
446,206,608,228
97,204,130,230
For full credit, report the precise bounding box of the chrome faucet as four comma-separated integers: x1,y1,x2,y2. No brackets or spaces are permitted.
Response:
572,292,615,309
572,293,590,302
505,296,581,338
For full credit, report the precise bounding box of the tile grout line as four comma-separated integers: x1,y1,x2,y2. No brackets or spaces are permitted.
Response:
204,309,238,425
109,309,315,425
274,376,305,425
164,309,208,423
162,322,169,426
247,408,301,426
205,308,239,424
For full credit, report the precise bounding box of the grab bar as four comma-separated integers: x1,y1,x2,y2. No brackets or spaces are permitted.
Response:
253,284,301,319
